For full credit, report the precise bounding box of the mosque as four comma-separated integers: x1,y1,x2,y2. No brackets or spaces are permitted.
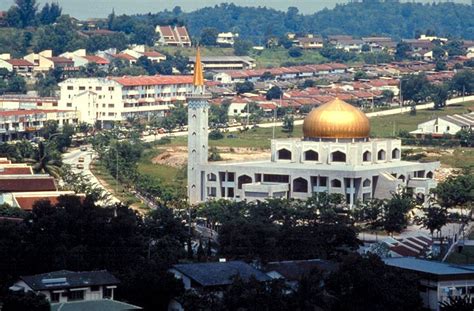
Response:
187,50,439,207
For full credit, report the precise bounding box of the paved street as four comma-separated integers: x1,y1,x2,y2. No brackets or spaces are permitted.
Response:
63,146,120,204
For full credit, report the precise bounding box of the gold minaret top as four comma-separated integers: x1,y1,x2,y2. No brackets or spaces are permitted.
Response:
302,98,370,139
193,47,204,87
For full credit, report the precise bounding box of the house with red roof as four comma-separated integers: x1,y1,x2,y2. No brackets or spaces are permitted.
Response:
0,57,34,76
155,25,191,47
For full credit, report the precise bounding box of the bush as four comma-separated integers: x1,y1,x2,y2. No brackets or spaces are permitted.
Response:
155,137,171,145
288,47,303,58
209,129,224,140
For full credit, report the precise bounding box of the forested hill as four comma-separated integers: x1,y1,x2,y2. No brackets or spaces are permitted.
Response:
177,2,474,41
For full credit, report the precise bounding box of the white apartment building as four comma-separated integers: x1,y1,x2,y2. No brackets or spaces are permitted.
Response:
217,32,239,46
59,75,194,127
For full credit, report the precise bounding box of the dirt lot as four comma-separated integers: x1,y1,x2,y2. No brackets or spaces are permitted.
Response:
152,146,269,167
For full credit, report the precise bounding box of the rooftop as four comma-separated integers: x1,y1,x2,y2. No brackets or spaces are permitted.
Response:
51,300,142,311
172,261,271,287
20,270,119,291
384,257,474,276
109,75,193,87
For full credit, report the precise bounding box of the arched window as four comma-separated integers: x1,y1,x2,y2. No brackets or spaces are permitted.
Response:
377,150,386,161
331,179,342,188
331,151,346,162
207,173,217,181
363,150,372,162
392,148,400,159
293,177,308,193
238,175,252,189
304,150,319,161
426,171,434,179
363,179,371,187
278,148,292,160
398,175,405,182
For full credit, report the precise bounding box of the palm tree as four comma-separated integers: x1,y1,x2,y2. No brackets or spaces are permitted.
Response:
27,142,62,178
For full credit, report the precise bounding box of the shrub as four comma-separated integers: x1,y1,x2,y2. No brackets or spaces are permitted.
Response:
209,129,224,140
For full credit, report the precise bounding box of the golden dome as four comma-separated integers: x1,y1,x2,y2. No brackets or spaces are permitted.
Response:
303,98,370,139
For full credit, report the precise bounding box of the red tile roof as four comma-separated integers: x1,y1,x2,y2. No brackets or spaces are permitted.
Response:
143,51,165,58
49,57,74,64
14,193,85,211
83,55,109,65
7,59,34,67
0,177,56,192
0,109,70,117
0,159,11,164
0,166,32,175
112,53,137,61
110,75,193,87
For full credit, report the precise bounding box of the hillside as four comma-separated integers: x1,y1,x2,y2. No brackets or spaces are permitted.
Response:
179,2,474,41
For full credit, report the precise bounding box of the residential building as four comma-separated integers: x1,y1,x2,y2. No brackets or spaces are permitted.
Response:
60,49,110,70
58,75,194,127
169,261,271,310
384,257,474,311
10,270,141,310
410,112,474,137
216,32,239,46
328,35,364,52
24,50,75,73
189,56,256,72
0,109,78,141
0,95,59,110
294,35,324,49
121,46,166,63
155,25,191,47
0,57,35,77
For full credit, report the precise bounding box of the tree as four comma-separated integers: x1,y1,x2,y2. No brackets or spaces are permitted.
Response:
233,39,252,56
382,193,415,235
395,41,411,61
401,74,431,105
354,70,369,81
435,61,447,72
235,81,254,94
38,2,61,25
10,0,38,28
160,117,177,134
456,129,474,148
282,115,294,133
200,27,218,46
1,291,49,311
432,174,474,208
266,86,282,100
450,70,474,95
279,35,293,49
326,254,423,311
440,296,474,311
415,203,448,237
29,141,62,178
288,47,303,58
431,83,449,109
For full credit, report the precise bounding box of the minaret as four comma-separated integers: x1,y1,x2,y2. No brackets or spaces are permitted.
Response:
187,48,210,204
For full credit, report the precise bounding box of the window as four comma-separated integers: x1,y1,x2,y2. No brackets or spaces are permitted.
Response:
363,151,371,162
68,290,84,301
228,187,234,198
331,179,342,188
227,172,235,182
363,179,371,187
277,149,292,160
108,87,114,91
79,86,85,90
67,103,72,108
238,175,252,189
391,148,400,159
96,87,102,91
377,150,386,161
293,177,308,193
103,287,113,299
91,286,100,291
208,173,217,181
331,151,346,162
426,171,434,179
208,187,217,197
67,86,73,90
304,150,319,161
50,292,60,302
319,177,327,187
108,104,114,108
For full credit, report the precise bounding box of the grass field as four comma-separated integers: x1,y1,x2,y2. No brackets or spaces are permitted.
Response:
137,148,185,185
90,161,144,208
369,102,474,137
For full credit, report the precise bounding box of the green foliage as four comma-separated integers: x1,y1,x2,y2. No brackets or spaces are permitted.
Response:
235,81,254,94
208,147,222,161
440,296,474,311
415,203,448,236
401,74,432,105
266,86,282,100
208,129,224,140
432,174,474,208
354,70,369,81
38,2,61,25
320,45,357,62
326,254,424,311
288,47,303,58
0,71,26,95
209,100,229,125
233,39,252,56
1,291,49,311
200,27,218,46
0,203,27,218
8,0,38,28
282,115,294,133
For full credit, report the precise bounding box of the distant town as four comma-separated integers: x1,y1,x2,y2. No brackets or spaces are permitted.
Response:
0,0,473,311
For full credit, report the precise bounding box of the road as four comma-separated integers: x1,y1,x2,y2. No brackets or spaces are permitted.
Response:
62,146,120,204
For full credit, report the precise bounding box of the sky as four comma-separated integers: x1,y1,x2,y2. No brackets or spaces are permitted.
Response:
0,0,470,19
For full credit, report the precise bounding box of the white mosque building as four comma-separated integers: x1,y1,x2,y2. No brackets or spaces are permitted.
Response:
187,51,440,207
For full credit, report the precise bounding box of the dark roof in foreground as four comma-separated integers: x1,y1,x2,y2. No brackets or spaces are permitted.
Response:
21,270,119,291
51,299,141,311
265,259,337,281
384,257,474,276
172,261,271,287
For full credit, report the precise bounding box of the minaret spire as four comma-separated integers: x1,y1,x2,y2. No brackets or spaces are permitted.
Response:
193,47,204,87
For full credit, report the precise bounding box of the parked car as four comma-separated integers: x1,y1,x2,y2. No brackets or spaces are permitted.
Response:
78,156,85,163
76,164,84,169
80,146,88,151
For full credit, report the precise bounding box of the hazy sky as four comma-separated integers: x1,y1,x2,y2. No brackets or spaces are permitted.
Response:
0,0,470,19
